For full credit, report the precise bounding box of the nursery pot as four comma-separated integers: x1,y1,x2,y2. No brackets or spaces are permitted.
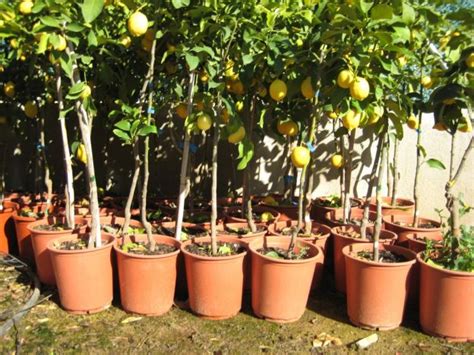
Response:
383,214,441,246
225,206,281,225
267,220,331,289
223,222,268,244
343,243,417,330
12,204,51,265
47,233,115,314
417,253,474,342
181,236,247,319
406,232,443,254
323,208,378,228
310,196,361,223
27,216,88,286
0,201,19,254
332,225,397,293
249,236,323,323
368,197,415,216
260,196,298,221
100,215,144,238
114,234,181,316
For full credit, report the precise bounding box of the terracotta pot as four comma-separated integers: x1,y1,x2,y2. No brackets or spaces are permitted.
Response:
323,208,378,228
267,220,331,289
223,222,268,244
260,199,298,221
159,221,208,240
417,253,474,342
343,243,417,330
114,234,181,315
47,233,115,314
0,201,19,254
249,236,323,323
332,225,397,293
225,206,281,225
383,214,441,247
27,216,87,286
12,204,51,265
181,236,247,319
310,196,361,223
99,215,144,238
406,232,443,254
368,197,415,216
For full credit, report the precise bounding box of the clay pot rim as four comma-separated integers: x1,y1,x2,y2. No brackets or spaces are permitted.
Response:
331,225,397,243
46,233,115,255
0,200,19,213
367,196,415,209
12,210,42,223
26,218,88,235
405,232,443,242
221,223,268,239
383,215,441,230
416,252,474,277
248,236,322,265
343,243,417,267
113,234,181,259
180,236,248,261
267,221,331,240
312,196,362,208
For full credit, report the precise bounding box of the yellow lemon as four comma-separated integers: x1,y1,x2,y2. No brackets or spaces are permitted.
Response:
407,114,419,130
54,35,67,51
76,143,88,164
119,35,132,48
263,196,278,206
466,53,474,68
4,81,15,98
397,55,407,67
80,84,91,100
260,211,275,223
342,109,361,131
368,106,384,125
228,126,245,144
421,76,433,89
336,69,354,89
291,146,311,168
128,12,148,37
235,101,244,112
199,70,209,82
269,79,287,102
301,76,314,99
10,39,19,49
296,38,304,47
277,120,299,137
258,86,267,98
175,103,188,119
327,111,339,119
225,60,238,80
458,118,472,133
24,101,38,118
331,154,344,168
230,80,245,95
349,77,370,101
197,113,212,131
19,1,34,15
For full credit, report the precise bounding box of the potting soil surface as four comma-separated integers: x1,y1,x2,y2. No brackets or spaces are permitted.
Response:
1,261,473,354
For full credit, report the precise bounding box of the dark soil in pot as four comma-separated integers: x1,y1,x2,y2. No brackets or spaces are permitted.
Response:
257,246,312,260
185,240,245,257
354,250,408,263
119,241,177,256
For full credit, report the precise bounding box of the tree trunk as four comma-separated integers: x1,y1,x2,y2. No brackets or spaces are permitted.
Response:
373,134,387,261
412,111,423,228
342,131,356,223
0,143,6,209
360,137,383,240
390,137,400,205
39,116,53,213
122,141,141,236
210,98,221,256
244,95,257,233
174,72,196,241
55,67,75,229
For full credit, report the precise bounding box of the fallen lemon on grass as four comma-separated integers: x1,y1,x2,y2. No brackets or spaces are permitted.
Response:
24,101,38,118
291,146,311,168
197,113,212,131
407,114,419,130
228,126,245,144
342,109,361,131
128,12,148,37
331,154,344,168
277,120,299,137
337,70,354,89
269,79,287,102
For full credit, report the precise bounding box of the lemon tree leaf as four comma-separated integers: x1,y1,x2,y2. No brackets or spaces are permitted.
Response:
426,158,446,170
185,53,199,71
81,0,104,24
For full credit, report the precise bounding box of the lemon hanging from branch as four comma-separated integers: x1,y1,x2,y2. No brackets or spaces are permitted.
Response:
269,79,287,102
128,12,148,37
24,101,38,118
228,126,246,144
76,143,87,165
337,70,354,89
349,77,370,101
197,113,212,131
342,109,361,131
301,77,314,99
291,146,310,169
